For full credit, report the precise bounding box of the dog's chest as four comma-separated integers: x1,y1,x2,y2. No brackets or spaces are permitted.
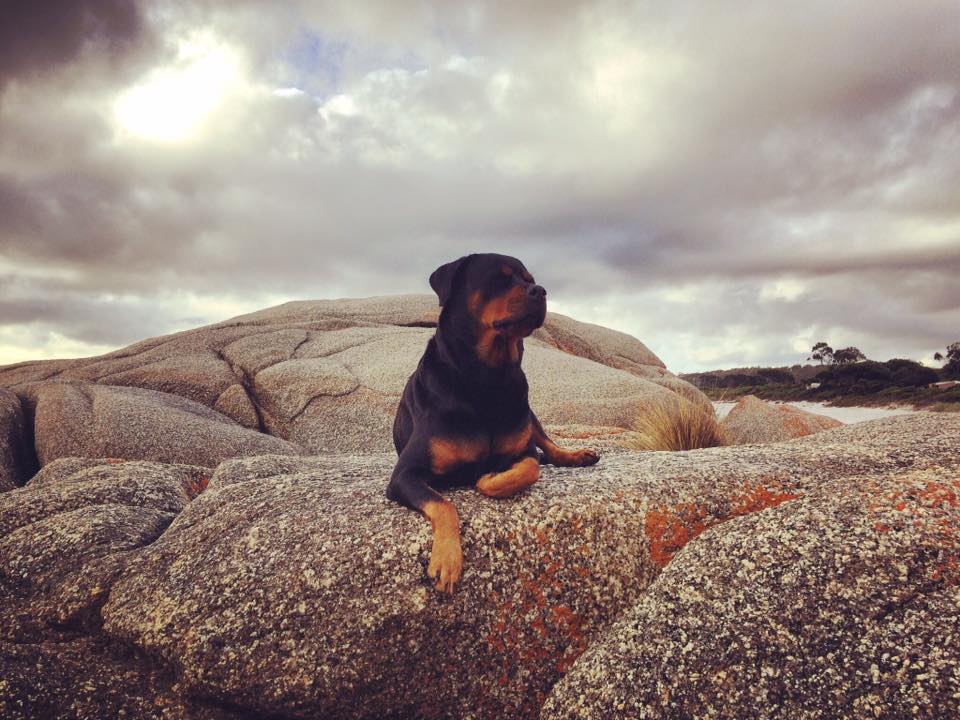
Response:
429,422,532,475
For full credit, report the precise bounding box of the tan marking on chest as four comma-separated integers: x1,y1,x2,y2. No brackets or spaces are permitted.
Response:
430,436,489,475
472,288,526,367
493,422,532,458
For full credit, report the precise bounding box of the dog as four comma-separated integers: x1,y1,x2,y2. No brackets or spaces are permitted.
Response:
387,253,600,593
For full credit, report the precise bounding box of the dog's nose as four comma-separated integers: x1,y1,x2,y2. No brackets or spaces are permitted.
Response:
527,284,546,299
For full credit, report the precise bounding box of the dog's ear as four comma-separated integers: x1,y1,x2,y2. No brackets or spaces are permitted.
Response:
429,255,473,306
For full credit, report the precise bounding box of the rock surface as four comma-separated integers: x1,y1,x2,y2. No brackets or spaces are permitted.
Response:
542,464,960,719
0,458,208,634
720,394,844,445
93,414,959,719
0,295,704,462
0,458,241,720
20,381,303,468
0,636,239,720
1,294,958,719
0,389,30,491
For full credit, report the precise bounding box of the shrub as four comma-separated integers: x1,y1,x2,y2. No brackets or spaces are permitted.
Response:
929,402,960,413
886,359,940,387
756,368,794,384
816,361,892,391
628,397,725,451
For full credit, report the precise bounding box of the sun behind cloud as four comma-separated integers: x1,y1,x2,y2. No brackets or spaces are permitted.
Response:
113,32,245,143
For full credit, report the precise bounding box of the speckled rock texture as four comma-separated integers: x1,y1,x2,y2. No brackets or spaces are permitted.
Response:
721,394,844,445
542,464,960,720
20,381,304,468
96,414,960,719
1,414,956,719
0,458,243,720
0,458,208,635
0,636,241,720
0,388,30,491
0,295,704,460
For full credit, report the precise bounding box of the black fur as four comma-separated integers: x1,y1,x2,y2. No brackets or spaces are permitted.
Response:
387,253,546,508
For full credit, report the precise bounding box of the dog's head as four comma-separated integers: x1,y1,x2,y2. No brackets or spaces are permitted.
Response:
429,253,546,366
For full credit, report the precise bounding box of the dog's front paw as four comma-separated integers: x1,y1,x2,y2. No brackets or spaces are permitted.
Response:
428,537,463,594
575,448,600,466
548,446,600,467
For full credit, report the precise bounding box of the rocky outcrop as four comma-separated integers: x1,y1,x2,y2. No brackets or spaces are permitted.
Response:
542,464,960,719
0,389,30,491
2,294,957,719
0,295,705,463
0,458,208,634
0,636,240,720
0,460,240,720
720,394,843,445
20,381,303,468
72,415,960,718
0,416,955,717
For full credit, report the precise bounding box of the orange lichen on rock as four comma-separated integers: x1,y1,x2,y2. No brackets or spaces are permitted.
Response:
728,482,802,518
645,480,802,569
481,522,592,714
187,474,210,497
866,474,960,586
645,503,709,569
915,480,959,509
914,480,960,585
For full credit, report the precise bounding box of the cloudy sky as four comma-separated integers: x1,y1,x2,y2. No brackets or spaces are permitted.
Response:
1,1,958,373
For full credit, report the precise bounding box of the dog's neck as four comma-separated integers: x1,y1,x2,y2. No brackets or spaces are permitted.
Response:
432,309,527,389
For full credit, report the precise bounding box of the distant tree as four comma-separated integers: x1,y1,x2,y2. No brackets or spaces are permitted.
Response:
945,341,960,377
886,359,939,386
808,341,834,365
833,347,866,364
934,351,944,362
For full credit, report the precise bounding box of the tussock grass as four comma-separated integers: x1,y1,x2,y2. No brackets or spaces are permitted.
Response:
929,402,960,413
627,397,726,451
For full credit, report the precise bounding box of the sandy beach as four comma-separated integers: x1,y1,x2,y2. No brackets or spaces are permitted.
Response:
713,400,917,424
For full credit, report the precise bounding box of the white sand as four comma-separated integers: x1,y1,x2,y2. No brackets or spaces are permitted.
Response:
713,400,917,424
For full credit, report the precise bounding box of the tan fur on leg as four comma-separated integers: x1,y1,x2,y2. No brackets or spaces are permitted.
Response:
422,499,462,593
476,456,540,498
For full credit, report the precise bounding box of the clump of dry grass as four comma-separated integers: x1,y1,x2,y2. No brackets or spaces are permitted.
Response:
627,397,726,451
929,402,960,413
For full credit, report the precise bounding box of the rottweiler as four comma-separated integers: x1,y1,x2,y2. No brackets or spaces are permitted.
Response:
387,253,600,593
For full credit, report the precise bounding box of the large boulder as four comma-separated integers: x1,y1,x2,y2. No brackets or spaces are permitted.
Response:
0,389,30,491
0,458,240,720
542,465,960,719
0,458,207,634
19,381,303,468
720,394,843,445
97,414,960,719
0,636,241,720
102,453,652,720
0,295,706,458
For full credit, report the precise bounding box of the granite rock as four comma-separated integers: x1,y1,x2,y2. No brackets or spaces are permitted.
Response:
21,381,303,468
99,414,960,719
0,295,706,457
721,394,844,445
0,637,239,720
542,465,960,719
0,389,30,491
0,459,207,634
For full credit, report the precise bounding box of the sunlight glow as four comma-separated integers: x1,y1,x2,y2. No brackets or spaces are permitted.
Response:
113,33,244,142
0,328,117,366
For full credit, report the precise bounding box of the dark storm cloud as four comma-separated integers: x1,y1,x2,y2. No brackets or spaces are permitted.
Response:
0,0,146,87
0,0,958,369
